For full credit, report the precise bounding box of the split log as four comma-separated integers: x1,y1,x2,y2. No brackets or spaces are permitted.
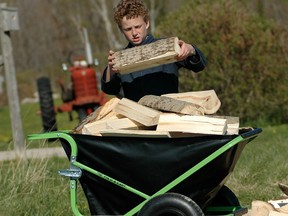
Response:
251,200,275,216
269,211,288,216
138,95,204,115
113,37,180,74
156,113,227,135
113,98,162,126
99,129,170,138
106,118,145,130
93,97,121,121
162,90,221,114
82,116,146,136
82,113,123,135
71,97,120,133
209,116,239,135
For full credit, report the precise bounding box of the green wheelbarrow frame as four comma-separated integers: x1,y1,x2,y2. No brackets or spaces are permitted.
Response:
28,128,262,216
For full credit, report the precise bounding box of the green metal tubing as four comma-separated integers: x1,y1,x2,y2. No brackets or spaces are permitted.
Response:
124,135,245,216
27,132,78,157
70,179,83,216
73,161,150,200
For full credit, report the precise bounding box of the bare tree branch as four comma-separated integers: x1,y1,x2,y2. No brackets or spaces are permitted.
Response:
90,0,122,49
149,0,159,34
70,14,85,43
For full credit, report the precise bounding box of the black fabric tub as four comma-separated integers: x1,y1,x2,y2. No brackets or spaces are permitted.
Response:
60,128,260,215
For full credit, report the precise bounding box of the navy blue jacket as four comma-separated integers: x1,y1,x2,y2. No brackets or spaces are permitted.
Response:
101,34,207,102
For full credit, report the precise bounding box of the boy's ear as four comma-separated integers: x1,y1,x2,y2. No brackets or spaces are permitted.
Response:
145,20,150,30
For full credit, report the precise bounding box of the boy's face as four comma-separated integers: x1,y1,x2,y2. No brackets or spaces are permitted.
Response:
120,16,149,46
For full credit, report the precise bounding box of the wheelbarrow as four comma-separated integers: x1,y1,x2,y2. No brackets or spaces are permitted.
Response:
28,127,262,216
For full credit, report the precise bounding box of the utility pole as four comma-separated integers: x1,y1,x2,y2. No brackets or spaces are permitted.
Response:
0,3,25,154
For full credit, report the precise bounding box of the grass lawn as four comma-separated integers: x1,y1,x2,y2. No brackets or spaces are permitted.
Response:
0,100,79,151
0,102,288,215
0,157,90,215
226,124,288,206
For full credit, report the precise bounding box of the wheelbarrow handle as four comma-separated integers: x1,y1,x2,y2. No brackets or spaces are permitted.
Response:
240,128,262,139
27,131,78,156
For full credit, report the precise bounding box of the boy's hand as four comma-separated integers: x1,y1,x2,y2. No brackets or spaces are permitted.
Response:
177,40,196,61
108,50,120,73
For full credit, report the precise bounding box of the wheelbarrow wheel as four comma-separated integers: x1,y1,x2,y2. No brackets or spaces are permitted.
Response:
138,193,204,216
37,76,57,132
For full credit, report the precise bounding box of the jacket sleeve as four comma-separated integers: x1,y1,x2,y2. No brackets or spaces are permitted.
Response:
177,45,207,72
101,67,122,95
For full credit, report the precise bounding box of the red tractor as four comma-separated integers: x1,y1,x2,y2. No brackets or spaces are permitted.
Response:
37,28,109,132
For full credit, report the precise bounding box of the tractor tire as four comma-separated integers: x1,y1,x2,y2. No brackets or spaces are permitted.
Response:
138,193,204,216
209,185,240,207
37,76,57,132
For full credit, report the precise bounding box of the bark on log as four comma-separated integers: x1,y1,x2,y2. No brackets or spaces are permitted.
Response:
279,183,288,196
138,95,204,115
162,90,221,114
113,37,180,74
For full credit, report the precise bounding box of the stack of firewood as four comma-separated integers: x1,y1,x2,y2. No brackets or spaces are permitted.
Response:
71,37,239,138
72,90,240,138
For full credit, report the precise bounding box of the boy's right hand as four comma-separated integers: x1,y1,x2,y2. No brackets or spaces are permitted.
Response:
108,50,120,73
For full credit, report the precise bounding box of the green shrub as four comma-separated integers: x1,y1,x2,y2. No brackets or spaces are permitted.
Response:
156,0,288,125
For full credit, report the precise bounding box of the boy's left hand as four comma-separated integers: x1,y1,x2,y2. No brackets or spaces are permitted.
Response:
177,40,196,61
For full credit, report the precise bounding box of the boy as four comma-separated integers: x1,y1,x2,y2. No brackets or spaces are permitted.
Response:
101,0,207,102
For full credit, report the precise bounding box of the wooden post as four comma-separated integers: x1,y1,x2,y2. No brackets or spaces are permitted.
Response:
0,3,25,154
